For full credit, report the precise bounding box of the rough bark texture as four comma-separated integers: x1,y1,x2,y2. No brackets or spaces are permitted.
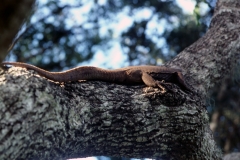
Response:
0,67,220,160
0,0,35,62
166,0,240,96
0,0,240,159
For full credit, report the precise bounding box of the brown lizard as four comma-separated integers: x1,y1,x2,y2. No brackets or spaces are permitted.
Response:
2,62,192,92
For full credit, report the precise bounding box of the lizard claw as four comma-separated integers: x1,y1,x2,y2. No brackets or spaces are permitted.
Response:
156,81,175,93
156,83,167,93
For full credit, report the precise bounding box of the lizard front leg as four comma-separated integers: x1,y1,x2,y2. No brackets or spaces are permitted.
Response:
141,72,167,93
155,81,175,93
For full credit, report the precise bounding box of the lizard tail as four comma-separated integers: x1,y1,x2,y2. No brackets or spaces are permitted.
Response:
2,62,125,82
2,62,66,82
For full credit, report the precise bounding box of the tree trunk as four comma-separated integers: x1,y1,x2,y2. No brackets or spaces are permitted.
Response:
0,0,35,62
0,0,240,159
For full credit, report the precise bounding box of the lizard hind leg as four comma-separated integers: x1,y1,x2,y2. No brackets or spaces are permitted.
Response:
141,72,167,93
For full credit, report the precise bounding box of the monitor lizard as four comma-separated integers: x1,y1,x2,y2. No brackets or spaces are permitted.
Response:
2,62,193,92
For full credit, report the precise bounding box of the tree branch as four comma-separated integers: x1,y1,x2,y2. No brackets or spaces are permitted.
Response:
0,67,221,160
166,0,240,96
1,0,240,159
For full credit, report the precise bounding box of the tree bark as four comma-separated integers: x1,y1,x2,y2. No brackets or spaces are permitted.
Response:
0,67,221,160
0,0,240,159
166,0,240,96
0,0,35,62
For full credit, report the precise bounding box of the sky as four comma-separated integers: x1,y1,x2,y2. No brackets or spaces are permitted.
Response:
176,0,196,14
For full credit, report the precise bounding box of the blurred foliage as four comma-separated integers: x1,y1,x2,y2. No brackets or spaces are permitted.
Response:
209,75,240,153
4,0,239,155
7,0,210,69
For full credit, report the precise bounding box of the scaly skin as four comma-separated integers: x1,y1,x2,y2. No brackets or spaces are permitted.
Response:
2,62,192,92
